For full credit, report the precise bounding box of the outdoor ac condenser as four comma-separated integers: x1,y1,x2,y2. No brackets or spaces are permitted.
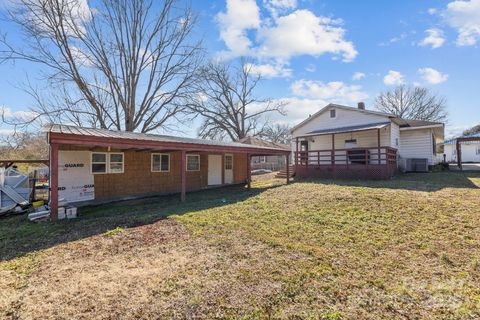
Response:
404,158,429,172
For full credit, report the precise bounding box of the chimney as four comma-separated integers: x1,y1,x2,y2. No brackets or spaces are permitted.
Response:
357,102,365,110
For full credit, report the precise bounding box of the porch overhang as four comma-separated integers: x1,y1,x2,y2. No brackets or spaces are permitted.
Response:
301,122,391,137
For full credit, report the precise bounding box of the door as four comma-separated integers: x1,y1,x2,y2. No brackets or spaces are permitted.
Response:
300,140,308,165
224,154,233,184
208,155,222,185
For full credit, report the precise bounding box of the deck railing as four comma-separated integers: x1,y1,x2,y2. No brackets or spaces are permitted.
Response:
295,146,397,167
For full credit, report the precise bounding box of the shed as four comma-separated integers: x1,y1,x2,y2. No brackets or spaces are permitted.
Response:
43,124,290,220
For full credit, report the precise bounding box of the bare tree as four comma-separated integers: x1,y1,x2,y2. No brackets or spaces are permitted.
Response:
258,123,291,144
0,131,48,160
0,0,202,133
375,85,448,122
188,59,287,141
462,124,480,136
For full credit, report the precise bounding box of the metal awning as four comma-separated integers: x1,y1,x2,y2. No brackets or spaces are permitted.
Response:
304,122,391,136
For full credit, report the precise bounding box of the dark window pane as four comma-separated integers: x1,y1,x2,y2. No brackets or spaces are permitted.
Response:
110,163,123,173
92,153,106,163
110,154,123,163
330,109,336,118
161,155,169,171
187,155,199,171
92,163,106,173
152,155,161,171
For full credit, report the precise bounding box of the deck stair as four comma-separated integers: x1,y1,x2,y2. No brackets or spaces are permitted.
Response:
275,165,295,178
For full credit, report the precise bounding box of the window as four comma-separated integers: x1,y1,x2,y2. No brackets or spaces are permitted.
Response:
225,155,233,170
109,153,124,173
151,153,170,172
91,153,107,174
477,146,480,155
91,152,124,174
330,109,336,118
260,156,267,163
186,154,200,171
395,138,399,147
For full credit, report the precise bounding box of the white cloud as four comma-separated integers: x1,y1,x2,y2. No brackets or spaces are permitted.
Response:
216,2,357,64
352,72,365,81
257,10,357,62
290,79,368,103
418,67,449,84
1,106,38,122
419,28,446,48
444,0,480,46
216,0,261,56
428,8,438,15
263,0,297,17
383,70,405,86
246,62,292,78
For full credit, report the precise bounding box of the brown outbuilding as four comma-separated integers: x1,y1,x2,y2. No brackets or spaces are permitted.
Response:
43,124,290,221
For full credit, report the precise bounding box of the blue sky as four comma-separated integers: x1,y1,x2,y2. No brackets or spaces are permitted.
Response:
1,0,479,137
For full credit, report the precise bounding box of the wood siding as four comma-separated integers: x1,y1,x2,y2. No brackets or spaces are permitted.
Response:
58,146,248,201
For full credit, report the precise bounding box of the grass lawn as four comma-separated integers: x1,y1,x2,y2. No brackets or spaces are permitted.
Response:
1,172,480,319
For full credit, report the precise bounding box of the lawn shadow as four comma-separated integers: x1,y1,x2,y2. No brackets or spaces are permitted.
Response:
0,182,284,261
295,171,480,192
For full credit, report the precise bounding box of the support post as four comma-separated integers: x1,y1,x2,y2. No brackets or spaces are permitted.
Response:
377,128,381,165
181,150,186,201
286,153,290,184
49,143,59,221
456,140,462,170
331,134,335,165
247,153,251,189
295,137,299,170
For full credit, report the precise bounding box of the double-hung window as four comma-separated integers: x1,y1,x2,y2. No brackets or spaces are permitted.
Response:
91,152,124,174
186,154,200,171
151,153,170,172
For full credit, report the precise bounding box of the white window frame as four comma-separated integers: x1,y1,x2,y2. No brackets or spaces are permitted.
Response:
151,153,170,172
91,152,108,174
186,154,200,171
330,109,336,118
91,152,124,174
225,154,234,170
109,153,124,174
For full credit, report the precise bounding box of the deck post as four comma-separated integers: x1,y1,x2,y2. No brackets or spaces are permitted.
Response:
377,128,381,165
181,150,186,201
295,137,299,170
286,153,290,184
331,134,335,165
49,143,59,221
247,153,251,189
456,140,462,170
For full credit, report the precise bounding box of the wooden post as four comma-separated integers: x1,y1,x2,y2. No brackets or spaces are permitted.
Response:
286,153,290,184
49,143,59,221
295,137,299,170
456,140,462,170
331,134,335,165
377,128,381,165
181,150,186,201
247,153,251,189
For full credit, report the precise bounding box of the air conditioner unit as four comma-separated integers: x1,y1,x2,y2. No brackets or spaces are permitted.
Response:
404,158,428,172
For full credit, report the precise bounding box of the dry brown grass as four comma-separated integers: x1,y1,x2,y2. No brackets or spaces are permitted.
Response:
1,172,479,319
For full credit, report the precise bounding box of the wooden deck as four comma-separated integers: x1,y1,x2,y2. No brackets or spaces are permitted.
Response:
295,147,398,179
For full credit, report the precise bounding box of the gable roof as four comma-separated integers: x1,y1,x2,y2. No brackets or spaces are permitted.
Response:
43,124,288,153
237,136,290,150
291,103,444,133
290,103,395,133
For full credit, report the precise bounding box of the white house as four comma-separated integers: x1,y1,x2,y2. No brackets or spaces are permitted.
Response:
443,133,480,163
291,103,444,179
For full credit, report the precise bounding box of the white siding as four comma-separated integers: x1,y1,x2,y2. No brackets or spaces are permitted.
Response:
292,107,390,137
308,126,391,150
444,143,480,162
399,129,436,165
390,122,400,149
